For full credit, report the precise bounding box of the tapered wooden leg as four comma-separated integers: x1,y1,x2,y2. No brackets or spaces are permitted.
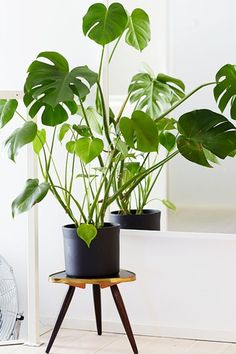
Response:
93,284,102,335
110,285,138,354
45,286,75,353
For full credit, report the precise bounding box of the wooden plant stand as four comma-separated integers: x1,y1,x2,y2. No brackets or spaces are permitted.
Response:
45,269,138,354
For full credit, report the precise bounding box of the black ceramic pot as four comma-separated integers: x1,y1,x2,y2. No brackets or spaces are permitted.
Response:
110,209,161,231
63,223,120,278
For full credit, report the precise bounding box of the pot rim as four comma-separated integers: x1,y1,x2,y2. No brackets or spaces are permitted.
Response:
62,222,120,230
110,209,161,216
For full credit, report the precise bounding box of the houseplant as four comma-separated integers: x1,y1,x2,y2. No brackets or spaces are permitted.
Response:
1,2,236,276
110,64,236,230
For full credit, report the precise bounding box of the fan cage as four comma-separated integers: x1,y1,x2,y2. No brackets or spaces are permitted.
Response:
0,256,23,341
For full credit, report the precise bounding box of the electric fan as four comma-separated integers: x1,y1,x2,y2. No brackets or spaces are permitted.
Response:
0,255,24,341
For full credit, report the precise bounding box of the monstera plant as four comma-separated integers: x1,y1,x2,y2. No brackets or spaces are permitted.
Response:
1,2,236,276
111,63,236,230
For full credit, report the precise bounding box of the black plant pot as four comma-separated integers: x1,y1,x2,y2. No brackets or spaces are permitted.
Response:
63,223,120,278
110,209,161,231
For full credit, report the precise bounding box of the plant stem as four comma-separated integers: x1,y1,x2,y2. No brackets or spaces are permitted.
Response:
16,111,27,122
47,175,78,225
108,151,179,206
68,152,76,207
97,83,113,148
79,97,105,168
98,46,105,82
156,81,216,121
53,185,87,223
116,93,131,125
109,35,122,63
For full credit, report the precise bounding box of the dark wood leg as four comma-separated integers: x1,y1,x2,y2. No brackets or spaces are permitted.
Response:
93,284,102,335
45,286,75,353
110,285,138,354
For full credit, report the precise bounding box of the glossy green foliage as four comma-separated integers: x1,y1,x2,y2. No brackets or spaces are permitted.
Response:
177,109,236,167
33,129,46,155
214,64,236,119
125,9,151,51
129,72,185,118
83,3,128,45
0,99,18,128
119,111,159,152
66,137,104,164
24,52,97,126
12,179,49,217
5,121,37,161
77,224,97,247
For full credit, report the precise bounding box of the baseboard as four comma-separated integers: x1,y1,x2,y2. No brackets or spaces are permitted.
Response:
41,317,236,343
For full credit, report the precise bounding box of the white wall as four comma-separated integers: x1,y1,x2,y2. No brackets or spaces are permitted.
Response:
168,0,236,210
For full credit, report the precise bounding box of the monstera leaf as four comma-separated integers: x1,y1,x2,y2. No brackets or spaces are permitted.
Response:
214,64,236,119
77,106,103,135
160,132,176,152
33,129,46,155
66,137,104,164
5,121,37,161
125,9,151,51
24,52,97,126
177,109,236,167
0,99,18,128
12,179,50,217
129,71,185,119
119,111,159,152
77,224,97,247
83,3,128,46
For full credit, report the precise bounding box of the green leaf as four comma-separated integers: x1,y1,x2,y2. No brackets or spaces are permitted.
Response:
159,132,176,152
5,121,37,161
124,162,145,174
177,136,211,167
77,106,103,135
75,137,104,164
119,111,159,152
177,109,236,167
77,224,97,247
0,99,18,128
42,104,68,126
129,71,185,118
162,199,176,211
66,141,76,153
12,179,50,217
24,52,98,125
157,73,185,96
156,117,177,131
125,9,151,51
203,148,219,164
72,124,90,137
33,129,46,155
214,64,236,119
86,107,103,135
115,139,129,157
83,3,128,45
58,123,71,142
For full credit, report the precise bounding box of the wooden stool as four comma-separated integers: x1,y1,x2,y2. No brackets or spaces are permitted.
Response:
46,269,138,354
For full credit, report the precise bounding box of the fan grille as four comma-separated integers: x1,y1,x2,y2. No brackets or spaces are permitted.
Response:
0,257,18,341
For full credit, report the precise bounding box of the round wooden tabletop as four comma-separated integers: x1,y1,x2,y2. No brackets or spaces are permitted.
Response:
48,269,136,289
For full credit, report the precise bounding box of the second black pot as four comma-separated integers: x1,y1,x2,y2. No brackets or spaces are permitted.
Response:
110,209,161,231
63,223,120,278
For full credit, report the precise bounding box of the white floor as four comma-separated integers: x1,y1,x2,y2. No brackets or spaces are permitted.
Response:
1,329,236,354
